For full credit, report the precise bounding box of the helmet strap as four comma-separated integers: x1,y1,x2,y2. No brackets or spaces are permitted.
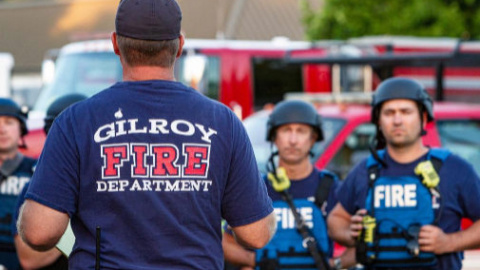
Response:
19,137,27,149
267,147,279,176
369,138,388,168
418,104,427,136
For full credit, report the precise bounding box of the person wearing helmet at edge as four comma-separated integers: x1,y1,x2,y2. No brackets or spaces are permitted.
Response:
18,0,276,269
0,98,36,270
223,100,356,270
327,77,480,270
10,94,86,270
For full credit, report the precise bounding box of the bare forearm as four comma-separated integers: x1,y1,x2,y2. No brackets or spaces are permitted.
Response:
328,221,355,247
420,220,480,255
448,220,480,252
223,233,256,267
327,213,356,246
14,235,62,269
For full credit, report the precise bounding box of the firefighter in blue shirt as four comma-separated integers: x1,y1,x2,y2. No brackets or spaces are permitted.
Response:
327,77,480,270
224,100,355,270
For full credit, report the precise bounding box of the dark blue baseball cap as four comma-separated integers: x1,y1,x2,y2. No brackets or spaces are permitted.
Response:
115,0,182,41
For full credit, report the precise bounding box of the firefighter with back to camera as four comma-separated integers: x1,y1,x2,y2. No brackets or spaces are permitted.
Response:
16,0,276,269
327,77,480,270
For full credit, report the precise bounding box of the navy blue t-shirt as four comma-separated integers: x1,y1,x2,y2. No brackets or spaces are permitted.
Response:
26,80,273,269
337,149,480,270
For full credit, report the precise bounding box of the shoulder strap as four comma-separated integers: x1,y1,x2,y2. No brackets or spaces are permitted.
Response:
314,171,335,210
365,150,385,217
366,149,386,169
428,148,450,173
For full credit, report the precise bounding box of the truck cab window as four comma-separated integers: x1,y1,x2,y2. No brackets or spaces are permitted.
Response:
327,123,376,180
253,59,302,111
437,120,480,175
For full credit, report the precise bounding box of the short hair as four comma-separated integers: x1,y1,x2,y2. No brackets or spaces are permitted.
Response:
116,34,180,67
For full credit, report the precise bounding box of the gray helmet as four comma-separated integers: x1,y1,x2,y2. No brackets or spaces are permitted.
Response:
371,77,434,124
0,98,28,136
266,100,323,142
44,94,87,134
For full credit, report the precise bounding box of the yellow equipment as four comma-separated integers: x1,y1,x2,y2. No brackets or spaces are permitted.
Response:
414,160,440,189
362,215,377,243
267,167,291,192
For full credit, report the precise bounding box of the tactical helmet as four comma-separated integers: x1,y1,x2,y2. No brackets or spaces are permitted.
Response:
266,100,323,142
44,94,87,134
371,77,434,124
0,98,28,136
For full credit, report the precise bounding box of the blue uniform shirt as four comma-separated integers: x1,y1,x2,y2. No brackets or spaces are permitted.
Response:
337,149,480,270
26,80,273,270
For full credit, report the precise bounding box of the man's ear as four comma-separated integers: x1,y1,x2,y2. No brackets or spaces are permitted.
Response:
111,32,120,56
176,34,185,58
423,111,428,128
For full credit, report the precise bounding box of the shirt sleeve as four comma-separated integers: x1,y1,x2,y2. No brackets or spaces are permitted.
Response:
25,116,79,217
336,160,368,215
221,114,273,227
457,157,480,221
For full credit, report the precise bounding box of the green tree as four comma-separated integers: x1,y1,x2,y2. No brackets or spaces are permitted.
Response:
301,0,480,40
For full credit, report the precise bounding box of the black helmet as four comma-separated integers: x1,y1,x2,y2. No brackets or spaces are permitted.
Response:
0,98,28,136
44,94,87,134
371,77,434,124
266,100,323,142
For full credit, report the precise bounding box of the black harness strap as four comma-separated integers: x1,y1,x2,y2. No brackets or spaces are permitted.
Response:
314,173,335,211
279,190,331,270
373,257,436,265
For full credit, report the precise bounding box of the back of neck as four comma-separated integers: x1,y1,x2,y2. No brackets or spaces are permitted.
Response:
122,65,175,82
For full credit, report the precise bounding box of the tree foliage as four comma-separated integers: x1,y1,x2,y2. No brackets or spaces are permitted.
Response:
301,0,480,40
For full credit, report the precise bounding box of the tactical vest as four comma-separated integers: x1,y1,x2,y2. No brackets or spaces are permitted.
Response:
356,149,450,268
256,171,334,270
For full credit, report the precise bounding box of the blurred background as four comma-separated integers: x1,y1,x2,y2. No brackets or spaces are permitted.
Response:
1,0,479,107
0,0,321,106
